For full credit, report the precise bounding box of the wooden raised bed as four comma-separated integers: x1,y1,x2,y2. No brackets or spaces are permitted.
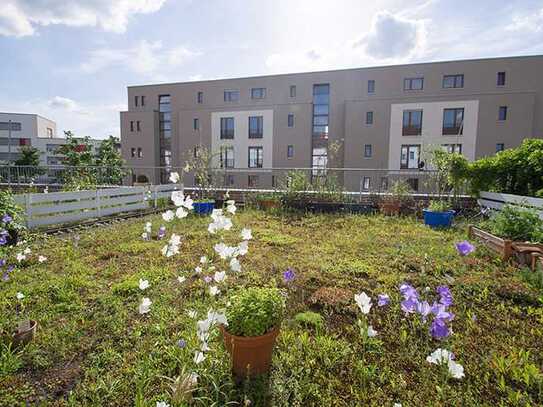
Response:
468,225,513,260
512,242,543,271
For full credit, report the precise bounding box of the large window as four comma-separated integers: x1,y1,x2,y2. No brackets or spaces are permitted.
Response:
367,80,375,94
402,110,423,136
400,145,421,169
312,147,328,176
290,85,296,97
248,116,263,139
220,146,234,168
364,144,372,158
287,145,294,158
443,108,464,135
366,111,374,125
220,117,235,139
224,90,239,102
197,91,203,104
251,88,266,99
288,113,294,128
498,106,508,121
404,77,424,91
248,147,263,168
443,74,464,88
362,177,371,191
497,71,506,86
248,175,259,188
312,84,329,139
158,95,172,174
0,122,21,131
496,143,505,152
193,118,199,130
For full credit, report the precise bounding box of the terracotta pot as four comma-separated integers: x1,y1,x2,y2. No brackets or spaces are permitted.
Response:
221,325,279,378
258,199,279,210
379,201,401,216
12,320,37,348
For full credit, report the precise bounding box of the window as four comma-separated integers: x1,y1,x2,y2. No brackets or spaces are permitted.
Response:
226,175,235,186
497,71,506,86
312,84,330,139
248,175,259,188
362,177,371,191
220,117,235,139
251,88,266,99
366,111,374,125
136,121,141,131
134,96,138,106
0,122,21,131
272,175,276,188
312,146,328,176
131,148,136,158
130,121,134,132
137,148,143,158
287,145,294,158
400,145,421,169
193,146,199,158
498,106,508,121
290,85,296,97
442,144,462,154
248,146,263,168
224,90,239,102
364,144,372,158
288,113,294,128
141,96,145,106
404,77,424,90
47,127,53,137
367,79,375,94
197,91,203,104
193,118,200,130
443,74,464,88
496,143,505,152
248,116,263,139
442,108,464,135
402,110,423,136
220,146,234,168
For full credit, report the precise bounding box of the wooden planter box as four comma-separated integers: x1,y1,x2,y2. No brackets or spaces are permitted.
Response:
512,242,543,271
468,225,513,260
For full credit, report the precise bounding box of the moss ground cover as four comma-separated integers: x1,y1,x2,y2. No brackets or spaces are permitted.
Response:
0,210,542,406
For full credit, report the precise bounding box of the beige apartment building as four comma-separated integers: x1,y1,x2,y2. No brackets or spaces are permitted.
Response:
120,55,543,191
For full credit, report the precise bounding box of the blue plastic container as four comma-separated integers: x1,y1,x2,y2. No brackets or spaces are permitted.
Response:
193,201,215,215
423,209,455,228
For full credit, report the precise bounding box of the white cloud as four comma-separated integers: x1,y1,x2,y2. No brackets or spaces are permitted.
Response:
356,11,426,60
48,96,80,112
80,40,201,76
0,0,167,37
507,8,543,33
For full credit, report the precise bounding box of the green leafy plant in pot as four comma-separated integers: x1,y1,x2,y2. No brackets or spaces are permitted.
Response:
221,287,285,378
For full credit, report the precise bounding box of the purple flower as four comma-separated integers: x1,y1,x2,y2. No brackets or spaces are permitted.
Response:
157,226,166,240
416,300,432,322
377,294,390,307
437,285,453,307
1,272,8,282
283,268,295,282
177,339,186,348
203,276,212,284
0,259,5,267
401,297,419,314
431,303,455,322
430,318,450,339
0,235,6,246
399,283,418,300
2,214,12,224
455,240,475,256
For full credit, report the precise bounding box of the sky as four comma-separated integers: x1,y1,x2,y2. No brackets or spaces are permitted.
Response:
0,0,542,140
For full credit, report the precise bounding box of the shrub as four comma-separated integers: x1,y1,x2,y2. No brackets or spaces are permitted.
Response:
485,205,543,242
428,200,452,212
226,287,285,337
294,311,324,329
0,190,25,234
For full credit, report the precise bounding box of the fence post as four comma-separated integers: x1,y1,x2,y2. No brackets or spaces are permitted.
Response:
24,193,32,228
96,189,101,217
154,185,158,208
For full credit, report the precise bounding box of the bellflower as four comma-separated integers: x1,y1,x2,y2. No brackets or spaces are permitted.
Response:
16,292,24,300
416,300,432,322
214,271,226,283
203,276,212,283
455,240,475,256
194,351,205,364
367,325,378,337
177,339,186,348
0,235,6,246
169,172,180,183
177,276,186,284
377,293,390,307
209,286,220,296
138,298,151,314
162,210,175,222
157,226,166,240
241,228,252,241
139,279,149,290
2,214,12,224
283,268,295,282
430,318,450,339
237,241,249,256
401,297,419,314
229,257,241,272
426,348,464,379
354,292,372,314
437,285,453,307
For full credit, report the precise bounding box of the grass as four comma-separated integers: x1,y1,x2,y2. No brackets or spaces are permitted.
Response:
0,210,542,406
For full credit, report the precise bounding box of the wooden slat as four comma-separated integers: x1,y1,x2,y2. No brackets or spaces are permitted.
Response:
30,197,97,215
477,199,504,211
98,187,145,197
99,194,145,207
480,191,543,209
30,190,97,203
29,210,99,228
99,202,148,217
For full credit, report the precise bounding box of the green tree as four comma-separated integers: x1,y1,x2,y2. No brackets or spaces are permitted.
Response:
14,146,41,167
95,136,125,185
58,131,97,190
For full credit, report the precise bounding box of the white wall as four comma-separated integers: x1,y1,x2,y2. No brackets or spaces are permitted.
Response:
211,110,274,168
388,100,479,170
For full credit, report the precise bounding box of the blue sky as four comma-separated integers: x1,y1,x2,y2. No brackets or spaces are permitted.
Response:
1,0,542,139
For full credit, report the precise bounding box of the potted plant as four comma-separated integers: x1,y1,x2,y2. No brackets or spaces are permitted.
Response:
12,293,37,348
379,180,412,216
423,200,455,228
183,144,216,215
221,287,285,378
255,192,280,210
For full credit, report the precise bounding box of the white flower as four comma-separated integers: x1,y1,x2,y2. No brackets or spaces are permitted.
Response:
141,232,149,240
177,276,186,284
187,310,197,318
183,195,194,210
38,255,47,263
240,228,252,240
170,234,181,246
162,210,175,222
16,292,24,300
176,207,188,219
209,286,220,296
237,241,249,256
226,202,237,215
16,253,26,262
448,360,465,379
169,171,180,183
394,404,402,407
200,256,208,264
354,292,372,314
367,325,378,337
213,271,226,283
200,342,210,352
426,348,465,379
139,279,149,290
214,242,237,259
194,351,205,364
157,401,170,407
195,266,202,274
208,210,232,234
144,222,152,233
171,190,185,206
230,257,241,272
138,297,152,314
23,248,31,255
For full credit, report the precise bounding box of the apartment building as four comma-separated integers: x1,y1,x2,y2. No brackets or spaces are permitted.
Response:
120,55,543,190
0,112,103,166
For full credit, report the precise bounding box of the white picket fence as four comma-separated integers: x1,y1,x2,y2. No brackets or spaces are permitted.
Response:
14,184,182,228
478,191,543,219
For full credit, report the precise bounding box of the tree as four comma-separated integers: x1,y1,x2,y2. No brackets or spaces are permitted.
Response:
14,146,41,167
58,131,97,190
95,136,125,185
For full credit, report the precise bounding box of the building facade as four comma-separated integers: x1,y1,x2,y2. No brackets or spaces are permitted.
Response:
0,112,103,166
120,55,543,190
